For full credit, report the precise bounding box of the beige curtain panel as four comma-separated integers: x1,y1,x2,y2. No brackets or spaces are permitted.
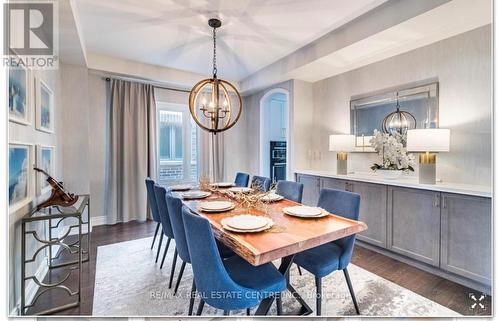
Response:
105,79,157,223
199,130,225,182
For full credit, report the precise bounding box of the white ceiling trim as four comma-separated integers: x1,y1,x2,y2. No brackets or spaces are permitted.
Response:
287,0,491,82
86,52,240,90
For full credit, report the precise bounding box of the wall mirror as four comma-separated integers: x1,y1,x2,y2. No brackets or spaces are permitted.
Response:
350,81,439,152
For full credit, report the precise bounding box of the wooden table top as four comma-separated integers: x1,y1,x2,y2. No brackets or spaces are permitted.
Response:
182,191,367,266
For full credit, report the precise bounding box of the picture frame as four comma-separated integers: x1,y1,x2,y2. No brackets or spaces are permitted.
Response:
35,77,54,133
8,63,32,125
9,142,34,213
36,145,55,195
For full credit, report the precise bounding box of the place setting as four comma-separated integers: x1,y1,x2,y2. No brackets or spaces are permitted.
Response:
283,206,329,218
227,186,253,193
169,184,193,192
210,181,235,188
181,190,212,200
197,200,235,213
260,192,284,202
220,214,274,233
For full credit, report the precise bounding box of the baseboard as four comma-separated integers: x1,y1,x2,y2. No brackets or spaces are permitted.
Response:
11,259,49,316
91,215,107,227
356,240,491,295
64,215,107,237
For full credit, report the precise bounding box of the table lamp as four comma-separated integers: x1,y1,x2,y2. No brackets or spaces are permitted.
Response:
329,134,355,175
406,128,450,184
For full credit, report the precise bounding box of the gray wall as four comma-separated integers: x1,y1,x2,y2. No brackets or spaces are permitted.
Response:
310,25,491,186
9,66,63,313
241,79,314,179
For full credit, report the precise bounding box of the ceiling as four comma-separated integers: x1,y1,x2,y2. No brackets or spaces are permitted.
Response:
73,0,387,80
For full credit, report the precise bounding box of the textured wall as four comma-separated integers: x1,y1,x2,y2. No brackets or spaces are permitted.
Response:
310,25,491,186
239,79,314,180
9,66,63,313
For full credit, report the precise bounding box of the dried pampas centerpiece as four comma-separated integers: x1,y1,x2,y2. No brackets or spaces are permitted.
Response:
198,176,277,213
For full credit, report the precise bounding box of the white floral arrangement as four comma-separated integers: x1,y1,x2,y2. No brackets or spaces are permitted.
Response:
369,129,415,172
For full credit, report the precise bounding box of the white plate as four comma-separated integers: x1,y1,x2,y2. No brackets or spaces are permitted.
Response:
260,193,284,202
283,206,325,217
222,214,271,230
181,191,211,199
221,222,273,233
210,182,235,188
199,201,235,212
170,184,192,191
228,187,253,193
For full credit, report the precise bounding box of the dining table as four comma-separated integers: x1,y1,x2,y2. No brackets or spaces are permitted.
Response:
181,189,367,316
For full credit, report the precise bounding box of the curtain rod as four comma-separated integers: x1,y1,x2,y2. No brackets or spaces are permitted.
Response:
103,77,191,93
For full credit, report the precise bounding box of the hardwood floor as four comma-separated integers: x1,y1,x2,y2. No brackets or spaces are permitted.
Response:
27,220,490,316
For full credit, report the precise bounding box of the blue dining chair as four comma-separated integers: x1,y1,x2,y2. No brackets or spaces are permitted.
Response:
293,188,361,315
166,197,236,314
165,196,192,297
251,175,271,192
182,208,286,316
276,180,305,276
145,178,163,256
276,180,304,203
234,172,250,187
153,185,176,273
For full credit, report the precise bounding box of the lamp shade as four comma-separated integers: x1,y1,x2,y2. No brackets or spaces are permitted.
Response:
406,129,450,152
329,134,355,152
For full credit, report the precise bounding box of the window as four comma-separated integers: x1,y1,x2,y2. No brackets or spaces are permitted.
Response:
158,111,183,161
157,103,199,184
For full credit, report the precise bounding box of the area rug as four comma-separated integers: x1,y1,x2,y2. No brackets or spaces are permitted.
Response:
92,237,460,317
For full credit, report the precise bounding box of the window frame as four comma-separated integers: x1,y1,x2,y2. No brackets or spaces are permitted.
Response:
156,102,199,184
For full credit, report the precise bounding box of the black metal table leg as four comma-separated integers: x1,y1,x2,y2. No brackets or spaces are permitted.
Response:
254,255,313,316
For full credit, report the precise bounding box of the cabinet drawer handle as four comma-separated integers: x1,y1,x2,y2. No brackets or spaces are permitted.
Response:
433,194,440,208
442,197,447,209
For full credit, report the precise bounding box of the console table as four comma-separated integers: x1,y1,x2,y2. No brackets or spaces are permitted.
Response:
295,170,491,294
21,194,90,315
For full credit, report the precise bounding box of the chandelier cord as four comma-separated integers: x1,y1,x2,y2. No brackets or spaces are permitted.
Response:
212,26,217,78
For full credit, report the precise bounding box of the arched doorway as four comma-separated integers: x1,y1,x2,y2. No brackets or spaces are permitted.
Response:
259,88,291,182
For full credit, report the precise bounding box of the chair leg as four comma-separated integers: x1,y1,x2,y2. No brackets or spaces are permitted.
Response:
276,293,283,316
174,261,186,295
160,237,171,269
151,222,160,249
155,233,164,263
297,264,303,276
246,308,251,315
315,276,322,316
196,299,205,316
188,280,196,316
168,249,178,289
223,310,230,315
343,268,360,315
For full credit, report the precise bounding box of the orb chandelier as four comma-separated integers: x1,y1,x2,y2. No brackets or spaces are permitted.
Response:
189,18,242,135
382,92,416,136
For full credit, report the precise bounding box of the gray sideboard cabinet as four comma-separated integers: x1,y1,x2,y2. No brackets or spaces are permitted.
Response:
320,177,347,190
387,187,441,267
296,174,320,206
440,193,491,284
349,181,388,248
317,177,388,248
295,171,491,292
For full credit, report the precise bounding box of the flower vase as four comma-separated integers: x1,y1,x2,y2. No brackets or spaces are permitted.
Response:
377,169,403,180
